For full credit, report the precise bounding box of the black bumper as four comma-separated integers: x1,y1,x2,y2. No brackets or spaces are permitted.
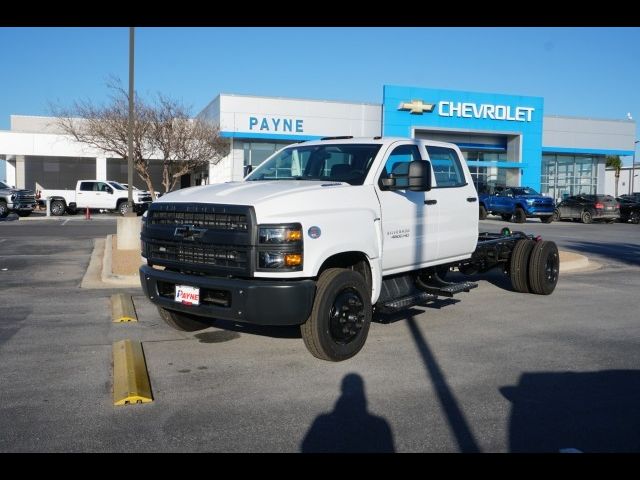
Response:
140,264,316,326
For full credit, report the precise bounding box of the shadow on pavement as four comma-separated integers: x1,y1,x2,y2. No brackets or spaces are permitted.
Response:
500,370,640,452
207,318,301,339
562,240,640,267
300,373,395,453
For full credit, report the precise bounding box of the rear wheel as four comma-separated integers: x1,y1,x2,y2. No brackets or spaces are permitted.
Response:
581,210,593,224
479,205,487,220
0,201,8,218
509,239,535,293
528,241,559,295
157,306,211,332
50,200,66,216
514,207,526,224
300,268,372,362
501,213,512,221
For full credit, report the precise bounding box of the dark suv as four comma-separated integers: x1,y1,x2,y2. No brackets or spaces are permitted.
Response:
616,196,640,224
553,194,619,224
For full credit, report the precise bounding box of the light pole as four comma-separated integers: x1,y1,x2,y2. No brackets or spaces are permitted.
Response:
127,26,135,215
632,140,639,195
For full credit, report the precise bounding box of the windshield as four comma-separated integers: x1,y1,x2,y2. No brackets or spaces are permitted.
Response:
108,181,127,190
512,187,539,196
245,144,383,185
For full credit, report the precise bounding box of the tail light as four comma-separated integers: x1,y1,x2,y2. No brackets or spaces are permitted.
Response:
594,202,604,209
615,203,620,209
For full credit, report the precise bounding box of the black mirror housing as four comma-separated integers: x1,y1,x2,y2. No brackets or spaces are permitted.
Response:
408,160,432,192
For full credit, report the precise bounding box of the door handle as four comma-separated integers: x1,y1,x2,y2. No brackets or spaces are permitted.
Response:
467,197,477,202
424,199,437,205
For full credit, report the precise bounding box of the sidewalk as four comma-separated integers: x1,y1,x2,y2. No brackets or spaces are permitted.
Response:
80,234,596,289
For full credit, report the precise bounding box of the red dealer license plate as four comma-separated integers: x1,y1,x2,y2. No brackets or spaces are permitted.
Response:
175,285,200,306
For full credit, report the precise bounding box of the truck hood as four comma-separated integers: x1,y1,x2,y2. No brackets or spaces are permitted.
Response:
154,180,351,206
517,195,553,202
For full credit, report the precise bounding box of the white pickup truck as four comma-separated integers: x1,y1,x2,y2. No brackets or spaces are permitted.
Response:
139,137,559,361
40,180,152,216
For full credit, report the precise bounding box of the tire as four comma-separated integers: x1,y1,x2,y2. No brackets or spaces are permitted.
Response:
50,200,66,216
552,209,561,222
630,211,640,224
540,215,554,223
479,205,487,220
528,241,559,295
17,211,32,217
513,207,526,224
581,210,593,224
0,201,8,218
157,306,211,332
118,201,130,216
501,213,512,221
509,239,535,293
300,268,372,362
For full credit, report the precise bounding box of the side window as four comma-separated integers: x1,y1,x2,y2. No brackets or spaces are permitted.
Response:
426,146,466,188
380,144,421,188
79,182,94,191
96,182,109,192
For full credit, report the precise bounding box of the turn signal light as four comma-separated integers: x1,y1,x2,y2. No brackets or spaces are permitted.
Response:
284,254,302,266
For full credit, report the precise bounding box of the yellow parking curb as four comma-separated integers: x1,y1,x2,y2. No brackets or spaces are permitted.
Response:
111,293,137,322
112,340,153,406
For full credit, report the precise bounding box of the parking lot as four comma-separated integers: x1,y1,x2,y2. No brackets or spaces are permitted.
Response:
1,215,639,452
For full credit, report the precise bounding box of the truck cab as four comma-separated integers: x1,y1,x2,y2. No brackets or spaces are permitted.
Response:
140,137,558,361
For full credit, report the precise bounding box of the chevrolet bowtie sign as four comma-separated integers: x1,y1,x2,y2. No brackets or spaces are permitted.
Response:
398,99,435,114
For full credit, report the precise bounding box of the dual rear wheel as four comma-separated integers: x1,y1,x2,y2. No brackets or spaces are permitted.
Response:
509,239,559,295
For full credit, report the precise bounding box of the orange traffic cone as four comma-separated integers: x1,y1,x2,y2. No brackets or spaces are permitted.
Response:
85,207,91,220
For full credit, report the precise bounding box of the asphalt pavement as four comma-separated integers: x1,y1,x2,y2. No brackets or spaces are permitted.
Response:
0,215,639,452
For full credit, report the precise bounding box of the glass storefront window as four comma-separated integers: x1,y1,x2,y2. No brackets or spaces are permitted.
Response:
242,141,294,167
541,154,600,201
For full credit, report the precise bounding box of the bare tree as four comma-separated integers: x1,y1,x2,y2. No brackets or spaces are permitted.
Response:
51,78,228,199
147,94,229,193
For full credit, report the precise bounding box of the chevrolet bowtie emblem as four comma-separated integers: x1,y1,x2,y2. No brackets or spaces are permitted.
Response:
398,99,435,114
174,225,206,241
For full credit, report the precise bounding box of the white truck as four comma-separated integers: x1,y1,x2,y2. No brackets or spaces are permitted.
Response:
139,137,559,361
40,180,152,216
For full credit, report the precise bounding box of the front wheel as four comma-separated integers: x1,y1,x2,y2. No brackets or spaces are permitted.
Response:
552,209,561,222
157,307,211,332
513,207,527,224
0,201,9,218
118,201,130,216
300,268,372,362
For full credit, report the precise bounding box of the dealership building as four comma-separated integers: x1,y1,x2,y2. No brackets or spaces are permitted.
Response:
1,84,636,201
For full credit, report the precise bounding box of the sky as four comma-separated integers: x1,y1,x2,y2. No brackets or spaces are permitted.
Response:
1,27,639,161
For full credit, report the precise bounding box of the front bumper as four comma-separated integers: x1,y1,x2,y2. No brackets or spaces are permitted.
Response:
524,206,554,216
140,264,316,326
8,202,36,211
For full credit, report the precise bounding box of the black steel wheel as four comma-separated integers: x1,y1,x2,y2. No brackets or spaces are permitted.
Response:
50,200,66,216
509,239,535,293
581,210,593,224
157,306,211,332
514,207,526,224
0,201,8,218
479,205,488,220
528,240,559,295
301,268,372,362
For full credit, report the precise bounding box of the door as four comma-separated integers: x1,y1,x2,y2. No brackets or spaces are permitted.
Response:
376,142,439,275
76,181,98,208
95,182,117,209
424,145,478,261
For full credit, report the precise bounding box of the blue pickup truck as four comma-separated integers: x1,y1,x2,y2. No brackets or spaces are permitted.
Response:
479,186,555,223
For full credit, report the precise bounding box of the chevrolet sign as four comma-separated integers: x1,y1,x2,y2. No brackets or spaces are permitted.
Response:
398,100,435,114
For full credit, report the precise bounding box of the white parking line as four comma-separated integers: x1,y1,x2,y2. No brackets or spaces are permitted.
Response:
62,219,71,226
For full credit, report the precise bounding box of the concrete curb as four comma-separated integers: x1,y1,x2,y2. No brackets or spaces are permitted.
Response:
80,236,141,289
559,250,599,273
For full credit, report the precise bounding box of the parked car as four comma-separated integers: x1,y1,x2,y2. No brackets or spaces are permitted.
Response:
553,194,620,224
616,197,640,224
478,185,555,223
0,180,37,218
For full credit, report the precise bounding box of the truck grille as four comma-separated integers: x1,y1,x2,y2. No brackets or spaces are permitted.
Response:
147,239,248,271
143,203,254,275
16,191,36,202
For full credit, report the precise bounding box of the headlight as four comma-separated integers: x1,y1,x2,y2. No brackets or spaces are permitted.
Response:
526,198,535,204
257,223,303,270
258,225,302,244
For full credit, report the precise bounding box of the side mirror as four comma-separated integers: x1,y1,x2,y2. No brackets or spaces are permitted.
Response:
381,160,431,192
106,186,113,194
